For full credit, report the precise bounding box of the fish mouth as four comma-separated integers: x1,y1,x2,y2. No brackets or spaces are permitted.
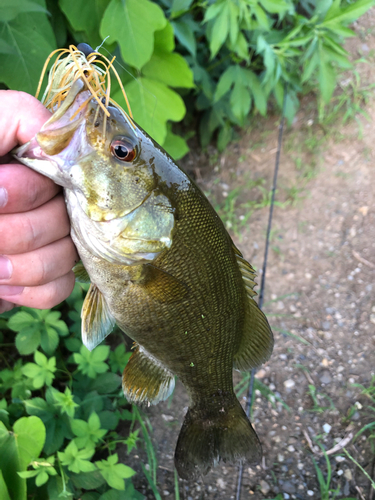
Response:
14,78,94,179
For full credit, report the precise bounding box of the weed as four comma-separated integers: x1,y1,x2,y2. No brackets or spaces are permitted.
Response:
235,374,290,413
308,385,336,413
321,67,375,138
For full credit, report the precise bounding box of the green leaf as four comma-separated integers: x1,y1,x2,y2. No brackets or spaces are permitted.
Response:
13,416,46,468
119,77,186,144
100,0,167,69
58,441,96,473
109,344,131,374
96,453,135,490
0,3,56,93
260,0,290,14
163,126,189,160
7,311,34,331
0,470,11,500
207,2,230,58
230,79,251,124
22,352,56,388
0,417,46,500
59,0,111,47
50,387,79,418
319,52,336,103
98,410,120,431
143,51,194,88
172,18,196,56
40,326,59,355
74,345,110,379
0,0,48,23
154,22,175,52
70,470,106,490
89,372,122,394
171,0,193,13
15,327,41,355
214,65,237,102
71,411,107,448
324,0,374,25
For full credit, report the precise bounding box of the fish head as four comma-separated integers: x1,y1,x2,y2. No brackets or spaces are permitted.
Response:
14,78,176,265
15,78,155,223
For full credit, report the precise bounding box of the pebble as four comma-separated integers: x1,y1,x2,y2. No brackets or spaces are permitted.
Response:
278,454,285,462
259,480,271,495
163,491,170,496
217,478,226,489
287,445,295,452
282,481,296,494
322,321,331,330
337,470,344,476
335,456,345,462
161,414,174,422
319,370,332,384
284,379,295,389
323,423,332,434
283,494,290,499
307,490,314,496
344,469,353,481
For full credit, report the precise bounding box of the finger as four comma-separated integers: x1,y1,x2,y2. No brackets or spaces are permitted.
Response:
0,162,60,214
0,194,70,255
0,236,79,287
0,271,76,310
0,299,15,314
0,91,51,156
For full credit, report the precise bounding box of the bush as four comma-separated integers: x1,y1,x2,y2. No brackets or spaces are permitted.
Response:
0,283,144,500
0,0,373,158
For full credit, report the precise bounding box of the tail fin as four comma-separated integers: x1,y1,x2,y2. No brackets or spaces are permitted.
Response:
174,397,261,480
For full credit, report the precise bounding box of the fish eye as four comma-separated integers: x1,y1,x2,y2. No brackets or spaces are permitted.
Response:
110,138,136,162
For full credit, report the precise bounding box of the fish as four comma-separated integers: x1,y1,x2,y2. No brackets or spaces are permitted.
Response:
14,49,273,479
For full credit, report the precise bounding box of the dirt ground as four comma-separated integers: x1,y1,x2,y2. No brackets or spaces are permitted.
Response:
126,9,375,500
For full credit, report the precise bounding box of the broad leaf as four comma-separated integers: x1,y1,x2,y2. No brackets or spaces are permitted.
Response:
100,0,166,69
0,2,56,93
59,0,111,47
96,453,135,490
118,77,186,144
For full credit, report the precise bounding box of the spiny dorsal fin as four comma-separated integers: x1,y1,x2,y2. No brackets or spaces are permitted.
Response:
73,261,91,283
233,244,273,371
81,284,116,351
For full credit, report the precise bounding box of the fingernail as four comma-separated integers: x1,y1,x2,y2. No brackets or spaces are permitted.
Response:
0,187,8,208
0,256,12,279
0,285,23,296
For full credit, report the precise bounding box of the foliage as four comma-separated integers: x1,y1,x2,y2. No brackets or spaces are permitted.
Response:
0,283,146,500
0,0,374,158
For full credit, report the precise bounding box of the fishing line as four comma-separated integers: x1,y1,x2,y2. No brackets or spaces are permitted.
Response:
235,83,288,500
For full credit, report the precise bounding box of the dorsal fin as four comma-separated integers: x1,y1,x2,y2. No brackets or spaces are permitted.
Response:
81,284,116,351
233,245,273,371
73,261,91,283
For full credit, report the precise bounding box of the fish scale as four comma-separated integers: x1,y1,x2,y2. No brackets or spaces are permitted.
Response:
15,69,273,479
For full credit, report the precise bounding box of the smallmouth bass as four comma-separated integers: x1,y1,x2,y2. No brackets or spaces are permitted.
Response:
14,47,273,479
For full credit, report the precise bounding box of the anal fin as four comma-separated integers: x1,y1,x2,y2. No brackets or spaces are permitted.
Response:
81,283,116,351
122,346,175,405
233,245,274,371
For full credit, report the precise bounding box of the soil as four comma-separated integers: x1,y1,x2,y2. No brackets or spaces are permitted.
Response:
124,9,375,500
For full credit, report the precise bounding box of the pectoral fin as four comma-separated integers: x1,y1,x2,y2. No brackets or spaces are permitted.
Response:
81,284,116,351
143,264,189,303
232,245,273,371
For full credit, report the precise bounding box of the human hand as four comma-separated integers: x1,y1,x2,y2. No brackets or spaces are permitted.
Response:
0,90,79,314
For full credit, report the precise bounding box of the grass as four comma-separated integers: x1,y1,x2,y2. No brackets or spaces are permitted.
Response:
320,66,375,139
